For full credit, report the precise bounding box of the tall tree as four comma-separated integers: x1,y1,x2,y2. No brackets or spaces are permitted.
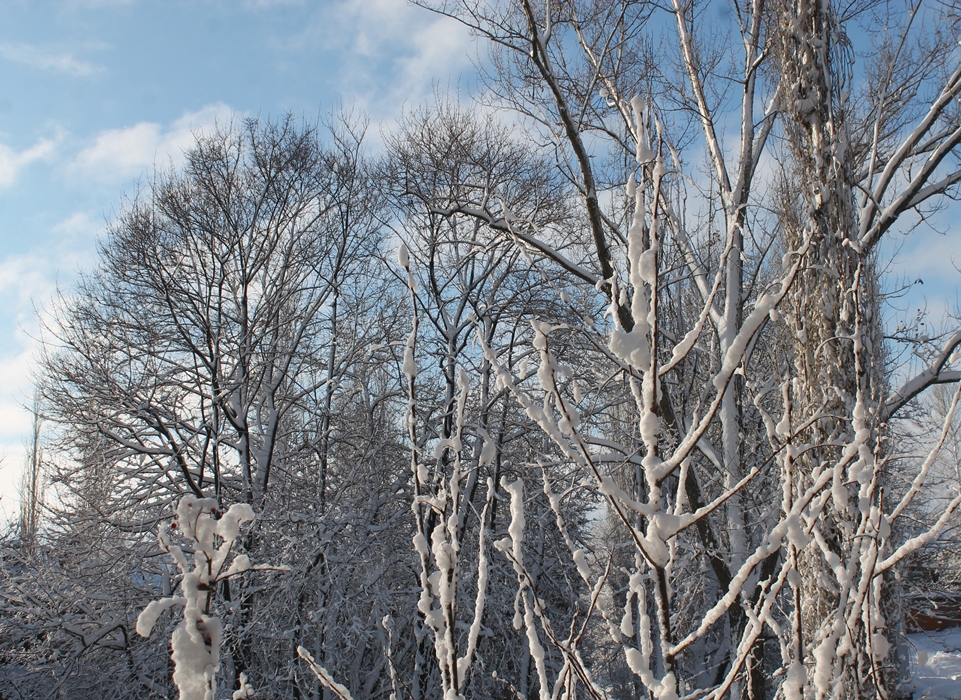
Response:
24,115,410,698
399,1,961,697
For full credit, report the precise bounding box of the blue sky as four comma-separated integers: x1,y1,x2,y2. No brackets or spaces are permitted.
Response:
0,0,476,518
0,0,957,520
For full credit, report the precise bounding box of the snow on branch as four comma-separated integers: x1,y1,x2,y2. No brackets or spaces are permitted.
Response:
881,330,961,421
136,496,288,700
297,647,355,700
860,60,961,250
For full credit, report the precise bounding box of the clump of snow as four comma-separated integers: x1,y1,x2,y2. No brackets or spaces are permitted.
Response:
783,660,805,700
137,496,278,700
232,673,254,699
136,597,186,638
402,328,418,378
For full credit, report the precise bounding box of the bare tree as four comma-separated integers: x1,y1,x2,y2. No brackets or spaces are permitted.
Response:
17,393,43,553
22,114,411,698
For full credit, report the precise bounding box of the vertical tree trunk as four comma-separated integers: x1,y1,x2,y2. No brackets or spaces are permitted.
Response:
777,1,892,696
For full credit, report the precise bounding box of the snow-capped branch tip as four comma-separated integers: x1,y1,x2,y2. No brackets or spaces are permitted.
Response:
136,597,186,638
298,646,355,700
232,673,255,700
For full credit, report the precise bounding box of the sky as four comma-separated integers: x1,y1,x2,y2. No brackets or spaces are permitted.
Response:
0,0,958,523
0,0,477,521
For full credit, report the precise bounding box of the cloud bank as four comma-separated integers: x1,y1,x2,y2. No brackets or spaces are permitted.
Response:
72,103,236,182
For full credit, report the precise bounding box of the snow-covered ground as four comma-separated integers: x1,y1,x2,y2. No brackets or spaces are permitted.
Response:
909,629,961,699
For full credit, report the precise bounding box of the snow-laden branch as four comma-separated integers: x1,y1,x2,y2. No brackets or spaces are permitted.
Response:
889,379,961,521
860,60,961,250
426,201,601,287
297,647,355,700
655,241,810,479
877,489,961,575
881,330,961,421
136,496,287,700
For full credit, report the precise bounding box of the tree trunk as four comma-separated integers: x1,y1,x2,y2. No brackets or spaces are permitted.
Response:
777,1,894,696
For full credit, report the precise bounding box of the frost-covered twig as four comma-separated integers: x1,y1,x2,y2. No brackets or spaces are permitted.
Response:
297,646,355,700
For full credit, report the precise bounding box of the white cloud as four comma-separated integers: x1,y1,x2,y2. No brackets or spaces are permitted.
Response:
0,42,101,76
0,254,56,313
288,0,474,118
0,137,57,188
0,211,107,347
393,9,473,95
0,212,108,524
72,103,236,182
51,211,104,246
74,122,161,179
0,349,35,422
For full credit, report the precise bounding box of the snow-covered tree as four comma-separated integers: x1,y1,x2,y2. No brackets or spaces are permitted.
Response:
6,2,961,699
392,0,961,697
9,115,413,698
